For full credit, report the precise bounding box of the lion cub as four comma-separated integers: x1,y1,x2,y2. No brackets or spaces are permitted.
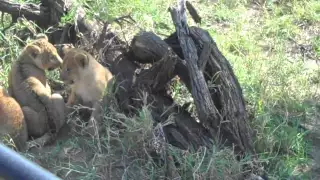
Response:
0,86,28,151
60,48,113,129
8,34,65,139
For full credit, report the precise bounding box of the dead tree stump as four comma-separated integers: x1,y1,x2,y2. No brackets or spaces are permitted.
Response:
165,26,255,154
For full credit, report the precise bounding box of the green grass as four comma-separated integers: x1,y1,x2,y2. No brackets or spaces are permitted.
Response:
312,35,320,57
1,0,320,179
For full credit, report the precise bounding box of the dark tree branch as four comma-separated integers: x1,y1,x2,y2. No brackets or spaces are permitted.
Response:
112,14,136,27
169,1,220,128
0,0,43,22
186,1,201,24
136,49,178,92
198,42,211,71
165,26,256,154
131,31,172,64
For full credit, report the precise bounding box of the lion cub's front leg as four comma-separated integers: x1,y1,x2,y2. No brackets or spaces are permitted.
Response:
22,107,48,137
66,89,76,106
85,101,104,136
23,94,65,140
24,79,65,138
50,93,66,133
65,89,82,117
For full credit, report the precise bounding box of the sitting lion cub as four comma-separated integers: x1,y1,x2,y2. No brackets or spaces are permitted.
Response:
60,48,113,131
0,86,28,151
8,34,65,139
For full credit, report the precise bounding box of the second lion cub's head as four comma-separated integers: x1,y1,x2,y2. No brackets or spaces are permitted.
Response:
21,34,63,71
60,48,93,85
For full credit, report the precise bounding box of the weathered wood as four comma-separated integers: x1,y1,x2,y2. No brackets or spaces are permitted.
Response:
190,27,255,154
163,1,255,154
198,42,211,71
130,31,183,92
136,50,177,91
0,0,74,29
41,0,73,25
186,1,201,24
198,27,255,154
164,26,255,154
0,0,99,46
94,27,213,150
128,29,217,150
169,1,220,130
130,31,193,91
130,31,171,64
44,0,101,46
0,0,43,22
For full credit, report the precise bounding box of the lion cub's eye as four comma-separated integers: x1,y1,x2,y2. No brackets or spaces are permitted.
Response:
32,52,37,58
48,55,54,61
66,68,70,72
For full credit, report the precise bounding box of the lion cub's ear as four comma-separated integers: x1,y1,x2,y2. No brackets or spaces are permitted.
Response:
26,45,41,58
75,53,89,68
35,33,48,41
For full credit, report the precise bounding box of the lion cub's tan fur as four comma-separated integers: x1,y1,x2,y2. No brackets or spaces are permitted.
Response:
60,48,113,108
0,86,28,151
8,34,65,138
60,48,113,133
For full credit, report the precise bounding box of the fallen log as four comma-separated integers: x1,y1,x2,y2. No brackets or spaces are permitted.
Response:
95,28,213,150
0,0,42,23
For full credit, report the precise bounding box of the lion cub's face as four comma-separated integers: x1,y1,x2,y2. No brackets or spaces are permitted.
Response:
24,35,63,71
60,49,90,85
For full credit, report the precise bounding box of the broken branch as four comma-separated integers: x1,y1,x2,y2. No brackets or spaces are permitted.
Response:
169,0,220,127
0,0,43,22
